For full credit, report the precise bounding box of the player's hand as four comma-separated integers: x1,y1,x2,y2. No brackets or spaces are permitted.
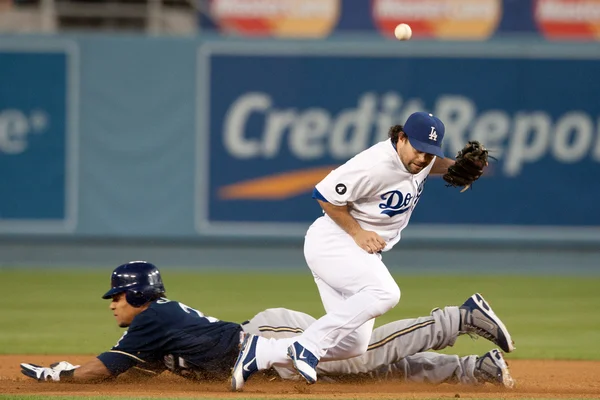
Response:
21,361,79,382
352,230,386,253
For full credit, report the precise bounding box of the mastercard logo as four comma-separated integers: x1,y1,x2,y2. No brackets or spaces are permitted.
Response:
371,0,502,40
209,0,340,38
535,0,600,40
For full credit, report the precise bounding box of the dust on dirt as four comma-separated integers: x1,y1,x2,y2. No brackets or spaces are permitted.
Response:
2,355,599,398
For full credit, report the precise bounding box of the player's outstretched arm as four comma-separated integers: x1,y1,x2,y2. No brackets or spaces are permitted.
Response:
20,358,112,383
68,358,112,382
318,200,386,254
429,157,455,175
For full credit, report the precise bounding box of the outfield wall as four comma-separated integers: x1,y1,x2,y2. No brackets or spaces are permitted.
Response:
1,34,599,269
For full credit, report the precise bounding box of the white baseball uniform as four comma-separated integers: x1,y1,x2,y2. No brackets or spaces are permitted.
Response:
254,139,435,370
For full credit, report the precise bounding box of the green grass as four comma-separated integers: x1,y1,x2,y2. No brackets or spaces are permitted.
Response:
1,269,599,359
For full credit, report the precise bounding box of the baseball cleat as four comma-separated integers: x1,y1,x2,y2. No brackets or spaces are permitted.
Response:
287,342,319,384
475,349,515,388
230,332,258,391
460,293,515,353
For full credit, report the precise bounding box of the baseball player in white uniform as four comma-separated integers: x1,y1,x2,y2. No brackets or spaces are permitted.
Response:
231,112,514,391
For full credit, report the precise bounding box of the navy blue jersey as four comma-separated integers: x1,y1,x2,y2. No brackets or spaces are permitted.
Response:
97,298,242,381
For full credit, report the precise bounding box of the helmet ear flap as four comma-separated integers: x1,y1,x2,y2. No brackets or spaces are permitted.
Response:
125,290,148,308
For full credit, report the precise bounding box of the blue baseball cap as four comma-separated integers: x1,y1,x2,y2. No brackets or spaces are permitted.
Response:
403,112,445,158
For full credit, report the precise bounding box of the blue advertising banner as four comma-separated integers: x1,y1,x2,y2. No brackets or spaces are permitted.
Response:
0,43,78,233
197,44,600,234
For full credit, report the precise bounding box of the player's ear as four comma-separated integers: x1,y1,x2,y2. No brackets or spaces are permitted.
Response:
396,131,408,145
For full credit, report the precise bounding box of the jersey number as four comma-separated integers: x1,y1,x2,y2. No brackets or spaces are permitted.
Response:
156,298,219,323
179,303,219,323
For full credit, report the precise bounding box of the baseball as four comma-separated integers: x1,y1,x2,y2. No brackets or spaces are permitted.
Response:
394,23,412,40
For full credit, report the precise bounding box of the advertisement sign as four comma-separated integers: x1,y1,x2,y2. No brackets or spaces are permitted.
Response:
199,1,600,41
371,0,502,39
535,0,600,40
196,45,600,233
0,44,78,233
208,0,340,38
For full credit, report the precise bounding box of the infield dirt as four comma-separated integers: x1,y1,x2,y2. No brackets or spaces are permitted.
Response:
2,355,599,398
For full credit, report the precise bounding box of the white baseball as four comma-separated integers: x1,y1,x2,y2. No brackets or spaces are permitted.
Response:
394,23,412,40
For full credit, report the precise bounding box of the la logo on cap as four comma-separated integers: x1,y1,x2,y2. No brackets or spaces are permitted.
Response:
403,111,445,158
429,127,438,142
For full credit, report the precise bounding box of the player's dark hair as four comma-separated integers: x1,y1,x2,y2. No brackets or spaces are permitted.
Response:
388,125,405,145
148,292,166,302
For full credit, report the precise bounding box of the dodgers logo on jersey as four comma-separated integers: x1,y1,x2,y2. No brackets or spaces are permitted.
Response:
379,190,413,217
380,178,428,218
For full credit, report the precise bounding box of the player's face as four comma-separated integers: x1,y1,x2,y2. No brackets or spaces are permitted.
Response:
396,135,435,174
110,293,143,328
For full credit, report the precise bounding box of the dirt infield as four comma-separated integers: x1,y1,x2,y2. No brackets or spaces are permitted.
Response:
2,355,599,398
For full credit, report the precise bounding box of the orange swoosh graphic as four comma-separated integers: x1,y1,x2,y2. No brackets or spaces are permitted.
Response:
218,165,339,200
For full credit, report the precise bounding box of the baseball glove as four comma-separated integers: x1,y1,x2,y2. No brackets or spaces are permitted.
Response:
443,141,489,192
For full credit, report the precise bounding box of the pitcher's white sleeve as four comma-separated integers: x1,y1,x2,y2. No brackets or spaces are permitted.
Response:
314,163,374,206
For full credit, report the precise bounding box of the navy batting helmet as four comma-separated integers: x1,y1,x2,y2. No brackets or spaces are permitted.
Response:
102,261,166,307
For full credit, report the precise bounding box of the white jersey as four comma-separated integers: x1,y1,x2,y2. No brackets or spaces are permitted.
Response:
313,139,434,251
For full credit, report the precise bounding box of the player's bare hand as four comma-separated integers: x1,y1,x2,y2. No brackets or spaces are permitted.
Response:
352,230,386,253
